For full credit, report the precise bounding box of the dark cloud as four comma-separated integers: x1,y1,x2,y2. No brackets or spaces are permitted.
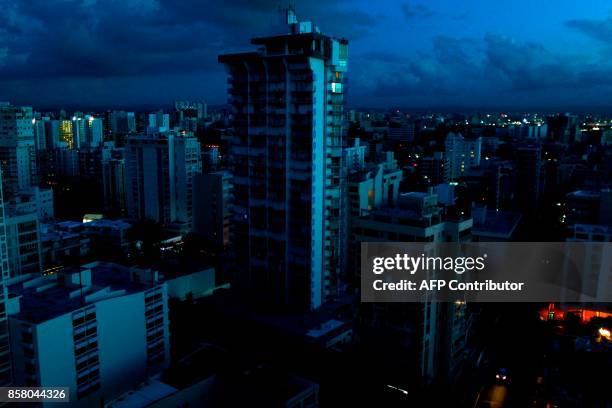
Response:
0,0,611,108
356,33,612,107
401,2,435,20
0,0,376,80
565,16,612,43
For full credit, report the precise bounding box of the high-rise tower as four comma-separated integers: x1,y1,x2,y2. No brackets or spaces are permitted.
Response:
219,9,348,310
0,170,12,386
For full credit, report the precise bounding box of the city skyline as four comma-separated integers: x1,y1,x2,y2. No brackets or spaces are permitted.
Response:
0,2,610,404
1,0,612,110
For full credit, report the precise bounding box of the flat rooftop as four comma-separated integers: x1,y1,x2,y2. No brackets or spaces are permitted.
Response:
473,208,522,238
8,262,159,324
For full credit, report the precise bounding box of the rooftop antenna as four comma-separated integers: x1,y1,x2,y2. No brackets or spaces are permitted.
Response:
278,3,297,26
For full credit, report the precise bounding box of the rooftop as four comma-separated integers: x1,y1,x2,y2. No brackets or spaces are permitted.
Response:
472,207,522,238
567,190,601,199
7,262,161,324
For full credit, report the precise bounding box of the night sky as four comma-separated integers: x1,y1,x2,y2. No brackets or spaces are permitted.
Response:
1,0,611,110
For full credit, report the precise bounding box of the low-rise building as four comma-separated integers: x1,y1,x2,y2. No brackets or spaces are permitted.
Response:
7,262,171,407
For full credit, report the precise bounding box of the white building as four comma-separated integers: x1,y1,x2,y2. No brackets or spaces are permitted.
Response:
7,262,170,407
125,132,201,228
344,138,367,173
347,151,402,219
444,132,481,180
6,187,54,221
0,103,37,196
5,210,42,277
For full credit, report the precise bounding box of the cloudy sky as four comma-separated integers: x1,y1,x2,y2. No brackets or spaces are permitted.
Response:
1,0,611,110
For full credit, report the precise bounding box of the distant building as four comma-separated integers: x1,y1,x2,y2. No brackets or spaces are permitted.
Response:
509,123,548,140
5,210,42,277
388,121,415,143
352,189,473,381
193,171,233,248
344,138,367,173
69,115,102,149
601,129,612,146
0,104,37,196
174,100,206,132
59,119,74,148
444,132,481,180
109,111,136,135
83,218,132,257
471,205,522,241
174,100,206,120
201,145,220,172
568,224,612,242
102,156,127,216
7,262,170,406
6,187,54,221
33,117,47,150
564,189,612,227
546,113,578,143
347,151,402,219
41,223,90,271
125,132,201,227
419,152,448,185
43,118,60,149
82,116,103,148
0,170,13,386
352,190,472,245
464,159,514,211
147,111,170,134
514,143,543,212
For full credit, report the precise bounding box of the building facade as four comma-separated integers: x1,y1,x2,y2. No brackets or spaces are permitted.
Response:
219,10,348,310
125,132,201,227
7,262,170,406
444,132,481,180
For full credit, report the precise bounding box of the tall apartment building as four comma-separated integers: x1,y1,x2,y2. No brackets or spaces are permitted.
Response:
82,116,103,148
388,121,415,143
59,119,74,148
6,187,54,221
174,100,206,120
193,171,233,248
419,152,449,185
347,151,402,219
125,132,201,228
33,117,46,150
219,9,348,310
7,262,170,406
109,111,136,135
4,210,42,277
147,111,170,134
444,132,481,180
102,157,127,216
464,159,514,211
0,103,37,197
64,115,103,149
0,170,13,386
514,143,543,212
43,118,60,149
352,190,473,382
344,138,367,173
